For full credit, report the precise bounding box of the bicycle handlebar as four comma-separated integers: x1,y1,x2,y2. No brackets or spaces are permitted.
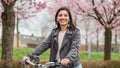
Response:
21,55,62,68
25,60,36,66
21,60,62,68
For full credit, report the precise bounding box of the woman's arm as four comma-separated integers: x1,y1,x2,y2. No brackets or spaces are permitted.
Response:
28,29,55,57
65,29,80,63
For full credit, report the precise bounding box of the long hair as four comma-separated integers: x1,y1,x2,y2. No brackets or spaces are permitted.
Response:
55,7,76,30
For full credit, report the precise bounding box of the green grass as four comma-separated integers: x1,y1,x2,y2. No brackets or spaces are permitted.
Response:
13,47,50,61
0,46,120,61
13,47,34,60
80,52,104,60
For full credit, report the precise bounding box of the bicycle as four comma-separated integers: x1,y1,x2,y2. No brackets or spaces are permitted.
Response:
21,55,62,68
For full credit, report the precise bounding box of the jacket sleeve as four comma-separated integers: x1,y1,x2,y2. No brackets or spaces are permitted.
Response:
28,29,54,57
65,29,80,63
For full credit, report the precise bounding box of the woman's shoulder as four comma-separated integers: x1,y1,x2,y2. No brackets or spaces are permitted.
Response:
51,28,58,32
68,28,80,36
72,28,80,36
75,28,80,31
73,28,80,33
50,28,59,34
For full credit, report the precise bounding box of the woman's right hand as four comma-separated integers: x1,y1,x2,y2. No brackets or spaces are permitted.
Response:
23,56,30,61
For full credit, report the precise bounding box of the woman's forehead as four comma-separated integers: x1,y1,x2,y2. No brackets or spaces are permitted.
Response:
58,10,69,14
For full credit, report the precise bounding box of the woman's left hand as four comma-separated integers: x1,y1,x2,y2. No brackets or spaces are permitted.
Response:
61,58,70,66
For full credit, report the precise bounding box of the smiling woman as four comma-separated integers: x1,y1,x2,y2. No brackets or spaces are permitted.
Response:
23,7,82,68
56,10,69,28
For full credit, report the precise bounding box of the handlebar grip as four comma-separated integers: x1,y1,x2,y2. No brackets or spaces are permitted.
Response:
54,62,62,67
21,60,28,65
25,60,36,66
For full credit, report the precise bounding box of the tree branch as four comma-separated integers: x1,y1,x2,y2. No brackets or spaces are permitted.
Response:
100,0,109,23
92,0,106,26
1,0,7,9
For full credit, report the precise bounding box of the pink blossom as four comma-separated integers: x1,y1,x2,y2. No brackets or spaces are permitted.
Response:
15,0,46,19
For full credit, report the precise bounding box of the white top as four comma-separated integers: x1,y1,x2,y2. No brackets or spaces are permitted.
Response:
56,30,66,61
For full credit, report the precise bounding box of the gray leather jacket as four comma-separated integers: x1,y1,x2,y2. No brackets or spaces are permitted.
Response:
29,28,81,68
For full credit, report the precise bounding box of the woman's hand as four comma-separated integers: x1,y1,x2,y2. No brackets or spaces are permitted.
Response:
61,58,70,66
23,56,30,61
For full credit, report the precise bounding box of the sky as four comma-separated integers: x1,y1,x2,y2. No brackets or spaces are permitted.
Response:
15,8,53,36
0,0,54,38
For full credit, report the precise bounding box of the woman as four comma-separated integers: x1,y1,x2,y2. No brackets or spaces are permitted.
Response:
23,7,82,68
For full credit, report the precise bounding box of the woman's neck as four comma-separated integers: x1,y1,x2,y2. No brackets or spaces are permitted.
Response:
60,25,67,31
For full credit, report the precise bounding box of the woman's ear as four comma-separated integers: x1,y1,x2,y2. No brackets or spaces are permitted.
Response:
68,21,70,27
56,18,59,22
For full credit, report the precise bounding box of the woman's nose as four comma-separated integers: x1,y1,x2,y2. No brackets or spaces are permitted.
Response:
61,16,65,18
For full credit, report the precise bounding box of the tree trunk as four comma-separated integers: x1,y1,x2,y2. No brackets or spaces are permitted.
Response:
1,10,15,68
96,29,99,52
115,33,118,51
104,28,112,60
16,18,20,47
85,36,88,51
85,30,88,51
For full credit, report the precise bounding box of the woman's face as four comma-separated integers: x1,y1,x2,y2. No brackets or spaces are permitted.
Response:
57,10,70,27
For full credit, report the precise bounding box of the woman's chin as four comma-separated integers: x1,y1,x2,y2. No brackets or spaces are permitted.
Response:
60,24,68,26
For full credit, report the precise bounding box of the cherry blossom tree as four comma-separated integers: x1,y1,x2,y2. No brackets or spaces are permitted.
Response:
0,0,46,67
14,0,46,47
1,1,16,65
70,0,120,60
47,0,120,60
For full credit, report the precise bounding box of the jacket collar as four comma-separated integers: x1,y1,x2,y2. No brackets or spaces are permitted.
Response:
53,28,73,50
53,28,73,37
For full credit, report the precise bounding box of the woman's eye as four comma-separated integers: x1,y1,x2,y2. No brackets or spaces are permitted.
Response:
58,14,62,17
58,14,68,17
64,14,68,17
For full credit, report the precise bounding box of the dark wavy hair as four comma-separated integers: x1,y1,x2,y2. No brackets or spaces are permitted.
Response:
55,7,76,30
